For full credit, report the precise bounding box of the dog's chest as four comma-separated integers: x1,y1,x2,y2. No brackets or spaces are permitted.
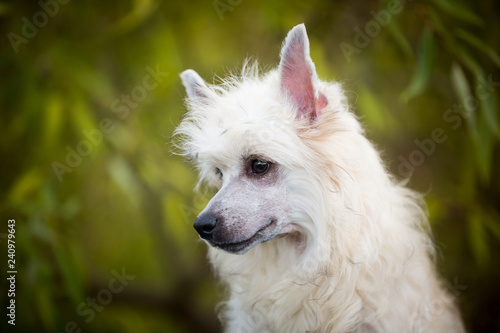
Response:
227,276,327,333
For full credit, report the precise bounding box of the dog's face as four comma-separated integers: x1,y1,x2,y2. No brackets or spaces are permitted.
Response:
177,24,331,254
193,155,295,253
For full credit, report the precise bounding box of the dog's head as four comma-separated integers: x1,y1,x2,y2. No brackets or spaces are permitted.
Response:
176,24,349,254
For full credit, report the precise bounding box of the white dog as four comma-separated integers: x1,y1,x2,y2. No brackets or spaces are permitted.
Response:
175,24,465,333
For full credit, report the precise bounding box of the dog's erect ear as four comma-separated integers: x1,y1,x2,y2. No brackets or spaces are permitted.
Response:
180,69,210,101
279,24,327,122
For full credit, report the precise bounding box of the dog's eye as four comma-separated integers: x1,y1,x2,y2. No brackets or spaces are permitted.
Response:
215,168,223,178
251,159,271,175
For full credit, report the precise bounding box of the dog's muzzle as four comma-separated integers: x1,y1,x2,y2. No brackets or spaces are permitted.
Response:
193,210,281,254
192,175,293,254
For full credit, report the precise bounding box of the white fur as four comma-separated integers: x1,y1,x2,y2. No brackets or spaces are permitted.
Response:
175,24,465,333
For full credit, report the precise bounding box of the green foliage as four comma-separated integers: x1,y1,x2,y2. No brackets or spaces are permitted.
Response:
400,28,434,103
1,0,499,332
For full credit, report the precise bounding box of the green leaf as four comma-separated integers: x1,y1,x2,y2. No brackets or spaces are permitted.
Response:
70,94,98,135
43,92,64,149
400,29,434,103
450,63,478,139
452,43,483,77
32,216,54,243
457,29,500,69
475,96,495,183
456,144,478,201
467,210,489,268
483,211,500,242
8,168,44,205
426,6,447,34
387,22,413,59
474,125,494,183
432,0,483,27
109,0,160,36
35,272,57,330
476,75,500,136
54,244,85,305
107,156,141,207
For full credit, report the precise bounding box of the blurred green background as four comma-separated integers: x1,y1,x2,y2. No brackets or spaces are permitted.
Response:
1,0,499,332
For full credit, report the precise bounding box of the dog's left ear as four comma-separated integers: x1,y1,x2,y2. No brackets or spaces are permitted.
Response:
279,24,327,123
180,69,210,102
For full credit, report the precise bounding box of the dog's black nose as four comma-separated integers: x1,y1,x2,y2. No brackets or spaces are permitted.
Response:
194,212,218,240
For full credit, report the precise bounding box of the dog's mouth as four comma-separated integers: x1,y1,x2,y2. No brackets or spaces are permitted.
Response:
212,219,277,254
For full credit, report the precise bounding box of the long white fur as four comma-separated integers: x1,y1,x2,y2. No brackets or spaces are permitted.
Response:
175,24,465,333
